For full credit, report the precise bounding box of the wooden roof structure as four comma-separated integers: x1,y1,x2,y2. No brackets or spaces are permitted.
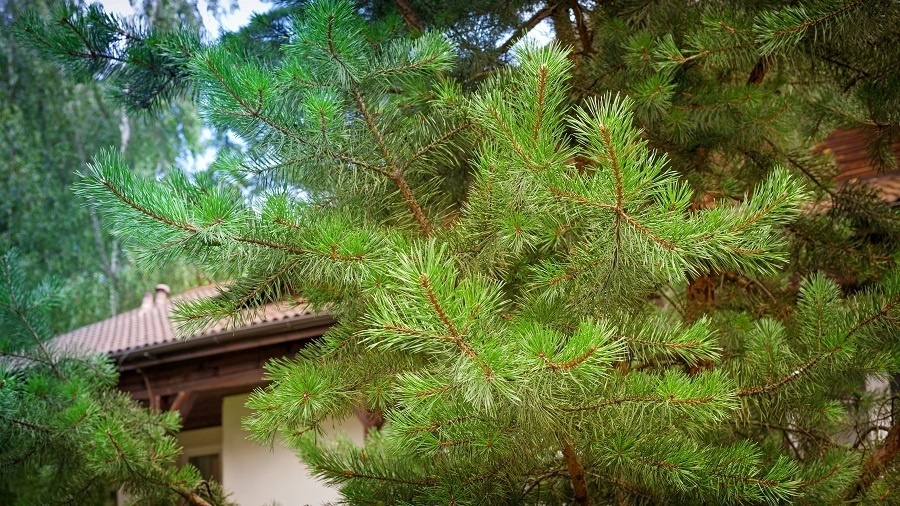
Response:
56,284,334,430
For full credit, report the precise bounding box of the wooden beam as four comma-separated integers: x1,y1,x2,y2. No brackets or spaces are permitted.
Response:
169,391,196,420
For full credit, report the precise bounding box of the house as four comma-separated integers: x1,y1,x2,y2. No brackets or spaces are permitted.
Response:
55,283,365,506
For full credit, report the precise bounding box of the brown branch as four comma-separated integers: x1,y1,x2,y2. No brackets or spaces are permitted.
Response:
352,88,432,236
570,1,594,56
496,4,558,56
419,275,492,379
172,487,213,506
0,413,52,433
740,295,900,397
562,439,591,505
769,0,868,37
394,0,424,32
533,64,548,142
539,347,597,371
100,179,197,232
599,126,623,208
737,345,841,397
746,55,773,85
401,121,472,172
852,423,900,498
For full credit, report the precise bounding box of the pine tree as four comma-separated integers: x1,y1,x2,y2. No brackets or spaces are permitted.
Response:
14,0,900,503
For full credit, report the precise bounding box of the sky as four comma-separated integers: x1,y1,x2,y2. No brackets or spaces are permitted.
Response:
98,0,272,34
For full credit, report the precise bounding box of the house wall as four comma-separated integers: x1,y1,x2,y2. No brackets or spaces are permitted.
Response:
177,426,222,463
221,393,366,506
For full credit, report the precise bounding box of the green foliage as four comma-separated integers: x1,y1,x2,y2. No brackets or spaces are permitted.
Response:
2,0,207,333
18,0,900,503
0,249,230,505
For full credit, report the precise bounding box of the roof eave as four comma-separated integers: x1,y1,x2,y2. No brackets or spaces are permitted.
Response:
113,312,335,370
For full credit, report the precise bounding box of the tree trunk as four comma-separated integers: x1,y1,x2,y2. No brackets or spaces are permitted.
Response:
849,421,900,500
550,4,577,58
562,439,591,505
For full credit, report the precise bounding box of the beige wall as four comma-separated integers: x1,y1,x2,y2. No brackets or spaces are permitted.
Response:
220,393,366,506
176,426,222,464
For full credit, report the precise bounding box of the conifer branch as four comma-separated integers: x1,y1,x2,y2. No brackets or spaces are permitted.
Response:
851,421,900,498
203,60,392,180
485,104,531,165
740,295,900,397
419,274,492,379
599,126,624,208
737,345,842,397
0,413,53,433
562,394,719,412
538,346,597,371
532,64,548,142
769,0,868,38
709,470,782,488
548,185,679,250
546,258,607,286
99,178,197,232
496,4,558,56
313,464,436,486
1,257,64,379
352,88,432,235
402,415,477,434
401,120,472,172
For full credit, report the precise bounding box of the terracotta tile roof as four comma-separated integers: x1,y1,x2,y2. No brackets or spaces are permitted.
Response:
819,128,900,182
816,128,900,207
54,284,318,357
863,173,900,205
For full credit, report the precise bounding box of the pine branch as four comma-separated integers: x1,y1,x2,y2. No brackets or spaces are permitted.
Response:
312,464,436,486
0,256,63,379
562,394,721,413
352,88,432,235
562,439,591,506
739,294,900,397
419,274,492,379
401,120,472,172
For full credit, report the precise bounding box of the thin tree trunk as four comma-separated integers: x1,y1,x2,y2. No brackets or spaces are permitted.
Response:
551,3,577,57
849,421,900,499
394,0,424,32
685,273,715,322
562,439,591,505
570,1,593,56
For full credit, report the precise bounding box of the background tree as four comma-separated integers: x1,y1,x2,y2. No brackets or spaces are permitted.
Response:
1,0,217,332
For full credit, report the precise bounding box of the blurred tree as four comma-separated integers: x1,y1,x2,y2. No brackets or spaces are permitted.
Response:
1,0,209,332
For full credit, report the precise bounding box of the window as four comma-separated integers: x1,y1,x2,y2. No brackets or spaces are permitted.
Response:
188,453,222,483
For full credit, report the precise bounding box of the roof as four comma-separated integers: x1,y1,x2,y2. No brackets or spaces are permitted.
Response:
821,128,900,182
54,283,321,358
817,128,900,206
